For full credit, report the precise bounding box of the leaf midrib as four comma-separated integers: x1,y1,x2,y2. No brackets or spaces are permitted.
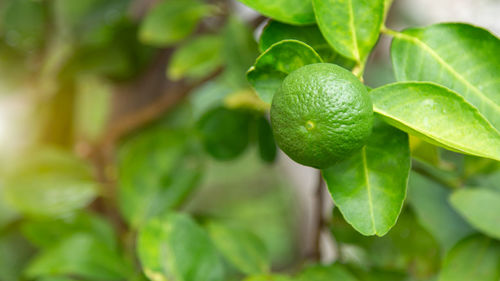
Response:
394,32,500,113
361,146,377,234
347,0,361,62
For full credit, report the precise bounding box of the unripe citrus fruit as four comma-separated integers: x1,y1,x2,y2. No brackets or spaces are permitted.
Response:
270,63,373,168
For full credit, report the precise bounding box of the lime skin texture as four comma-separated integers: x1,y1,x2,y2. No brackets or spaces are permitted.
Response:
270,63,373,168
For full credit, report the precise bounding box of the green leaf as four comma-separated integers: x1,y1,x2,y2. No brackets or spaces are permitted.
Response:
409,135,440,166
168,34,223,81
257,116,277,163
197,107,252,160
259,21,354,67
139,0,212,46
237,0,314,25
0,231,34,281
118,129,203,227
0,0,46,51
408,173,474,251
438,235,500,281
21,212,117,250
323,119,410,236
450,188,500,239
221,16,259,88
390,23,500,131
312,0,385,63
26,233,131,280
3,148,97,218
207,221,269,275
296,263,359,281
247,40,323,103
371,82,500,161
137,213,224,281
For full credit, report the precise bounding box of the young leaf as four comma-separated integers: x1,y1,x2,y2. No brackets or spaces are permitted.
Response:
408,173,474,251
3,148,97,218
257,116,277,163
207,222,270,275
237,0,315,25
139,0,212,46
167,34,223,81
322,119,410,236
197,107,252,160
25,233,132,280
450,188,500,239
438,235,500,281
118,129,203,228
312,0,385,63
247,40,323,103
371,82,500,161
390,23,500,131
296,264,359,281
137,213,224,281
259,21,354,67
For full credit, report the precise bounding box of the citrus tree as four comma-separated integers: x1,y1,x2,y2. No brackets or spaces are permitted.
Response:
0,0,499,281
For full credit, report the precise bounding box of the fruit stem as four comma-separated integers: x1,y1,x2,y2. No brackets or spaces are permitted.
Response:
352,64,365,82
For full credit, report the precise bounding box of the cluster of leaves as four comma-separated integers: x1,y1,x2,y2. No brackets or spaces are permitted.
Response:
0,0,499,281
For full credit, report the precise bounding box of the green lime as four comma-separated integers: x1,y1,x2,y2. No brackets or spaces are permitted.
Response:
270,63,373,168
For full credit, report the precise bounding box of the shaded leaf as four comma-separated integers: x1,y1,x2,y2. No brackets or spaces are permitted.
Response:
118,129,203,227
409,135,440,166
323,119,410,236
259,21,354,66
137,213,224,281
312,0,385,63
208,221,269,275
450,188,500,239
390,23,500,130
237,0,314,25
0,231,34,281
257,116,277,163
197,107,252,160
139,0,212,46
247,40,322,103
243,275,293,281
371,82,500,161
408,172,474,251
438,235,500,281
168,34,223,81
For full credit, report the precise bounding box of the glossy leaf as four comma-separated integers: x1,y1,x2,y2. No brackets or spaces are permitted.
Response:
408,173,474,251
197,107,252,160
323,119,410,236
168,35,223,81
371,82,500,161
137,213,224,281
438,235,500,281
247,40,322,103
208,222,269,275
26,233,131,280
296,264,359,281
237,0,314,25
312,0,385,63
390,23,500,130
118,129,203,227
139,0,211,46
259,21,354,66
257,116,277,163
450,188,500,239
3,148,97,218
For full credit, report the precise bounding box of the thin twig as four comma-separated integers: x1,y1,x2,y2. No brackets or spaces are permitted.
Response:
311,170,325,261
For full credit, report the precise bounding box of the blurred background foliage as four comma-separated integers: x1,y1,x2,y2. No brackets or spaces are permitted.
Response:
0,0,498,281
